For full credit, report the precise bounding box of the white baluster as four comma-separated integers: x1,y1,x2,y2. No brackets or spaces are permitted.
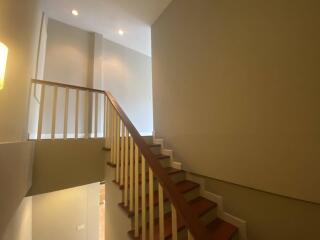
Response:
104,94,106,139
124,127,129,206
51,86,58,139
37,84,46,140
116,115,120,183
120,121,125,187
149,168,154,240
134,144,139,237
188,231,194,240
75,89,79,139
63,88,69,139
84,90,89,139
172,204,178,240
159,183,164,240
129,136,134,212
94,92,98,138
141,155,146,240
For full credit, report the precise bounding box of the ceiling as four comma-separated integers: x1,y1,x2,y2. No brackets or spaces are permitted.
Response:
42,0,173,56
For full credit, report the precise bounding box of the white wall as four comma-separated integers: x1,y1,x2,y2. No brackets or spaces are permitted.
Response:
33,19,106,138
35,20,153,137
102,39,153,135
32,183,100,240
44,18,93,86
0,0,41,142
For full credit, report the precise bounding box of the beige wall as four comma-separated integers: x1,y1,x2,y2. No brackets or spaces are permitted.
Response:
32,183,100,240
37,19,96,138
0,0,41,142
103,39,153,135
0,142,35,237
152,0,320,204
0,0,40,237
205,177,320,240
29,139,105,196
2,197,33,240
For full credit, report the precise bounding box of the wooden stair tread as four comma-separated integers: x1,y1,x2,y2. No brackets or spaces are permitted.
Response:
175,180,199,193
128,212,185,240
141,167,184,178
128,196,217,239
138,167,184,181
148,180,199,203
188,196,217,217
207,218,238,240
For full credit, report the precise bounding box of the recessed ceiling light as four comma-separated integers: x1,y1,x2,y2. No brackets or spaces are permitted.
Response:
118,29,124,36
72,10,79,16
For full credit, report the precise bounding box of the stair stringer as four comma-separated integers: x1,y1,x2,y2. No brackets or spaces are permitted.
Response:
153,133,248,240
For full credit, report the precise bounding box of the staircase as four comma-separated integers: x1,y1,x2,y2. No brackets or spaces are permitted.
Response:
105,92,246,240
29,79,246,240
108,137,239,240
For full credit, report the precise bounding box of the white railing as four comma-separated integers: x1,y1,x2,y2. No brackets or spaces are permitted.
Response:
28,79,106,140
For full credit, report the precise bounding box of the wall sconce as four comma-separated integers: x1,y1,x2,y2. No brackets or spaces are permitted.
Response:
0,42,8,90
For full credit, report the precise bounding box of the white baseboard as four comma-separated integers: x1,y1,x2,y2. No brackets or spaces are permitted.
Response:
153,132,248,240
202,190,248,240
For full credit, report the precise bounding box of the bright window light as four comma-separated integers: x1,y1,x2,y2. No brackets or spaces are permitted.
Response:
0,42,8,90
72,9,79,16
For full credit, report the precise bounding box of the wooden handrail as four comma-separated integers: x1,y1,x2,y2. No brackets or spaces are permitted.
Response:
106,92,210,240
31,79,105,94
31,79,209,239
